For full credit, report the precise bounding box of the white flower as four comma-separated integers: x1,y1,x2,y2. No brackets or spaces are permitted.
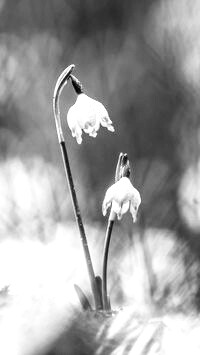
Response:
102,177,141,222
67,93,114,144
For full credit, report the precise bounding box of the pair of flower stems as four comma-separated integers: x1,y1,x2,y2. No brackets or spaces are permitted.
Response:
53,64,140,311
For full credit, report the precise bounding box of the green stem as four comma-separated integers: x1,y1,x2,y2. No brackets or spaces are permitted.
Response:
53,64,102,310
102,218,114,310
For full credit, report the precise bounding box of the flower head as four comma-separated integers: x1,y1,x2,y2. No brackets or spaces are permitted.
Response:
102,177,141,222
67,93,114,144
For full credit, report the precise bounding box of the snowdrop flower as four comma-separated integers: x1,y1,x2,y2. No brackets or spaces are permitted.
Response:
67,93,114,144
102,177,141,222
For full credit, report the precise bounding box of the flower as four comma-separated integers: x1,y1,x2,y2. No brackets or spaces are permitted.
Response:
67,93,114,144
102,177,141,222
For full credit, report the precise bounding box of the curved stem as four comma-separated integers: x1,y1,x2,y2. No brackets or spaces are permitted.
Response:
53,64,102,310
102,216,115,310
53,64,75,143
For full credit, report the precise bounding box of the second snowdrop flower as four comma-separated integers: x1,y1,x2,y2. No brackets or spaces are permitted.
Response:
102,177,141,222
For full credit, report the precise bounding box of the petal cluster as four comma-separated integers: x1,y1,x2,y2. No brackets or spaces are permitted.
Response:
102,177,141,222
67,93,114,144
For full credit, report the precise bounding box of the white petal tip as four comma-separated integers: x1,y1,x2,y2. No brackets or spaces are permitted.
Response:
102,201,110,216
108,126,115,132
102,209,107,216
89,132,97,138
76,138,82,144
131,214,137,223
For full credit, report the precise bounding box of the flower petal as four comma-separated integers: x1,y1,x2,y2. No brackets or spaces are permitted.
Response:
100,115,112,127
107,124,115,132
69,122,83,144
112,200,122,218
100,115,115,132
130,189,141,222
76,134,82,144
121,201,130,214
67,93,114,143
102,200,111,216
89,130,98,138
102,177,141,221
83,121,99,135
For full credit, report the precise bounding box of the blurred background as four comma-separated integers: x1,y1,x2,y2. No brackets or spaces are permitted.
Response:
0,0,200,352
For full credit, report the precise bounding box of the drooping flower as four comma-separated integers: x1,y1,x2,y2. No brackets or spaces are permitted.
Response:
102,177,141,222
67,93,114,144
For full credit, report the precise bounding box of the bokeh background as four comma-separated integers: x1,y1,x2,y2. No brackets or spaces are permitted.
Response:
0,0,200,353
0,0,199,230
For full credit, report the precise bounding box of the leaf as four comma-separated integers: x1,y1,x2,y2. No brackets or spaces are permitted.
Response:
74,284,92,311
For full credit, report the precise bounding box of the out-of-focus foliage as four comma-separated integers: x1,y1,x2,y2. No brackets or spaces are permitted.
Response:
0,224,199,355
0,0,199,261
0,0,199,225
0,0,199,288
